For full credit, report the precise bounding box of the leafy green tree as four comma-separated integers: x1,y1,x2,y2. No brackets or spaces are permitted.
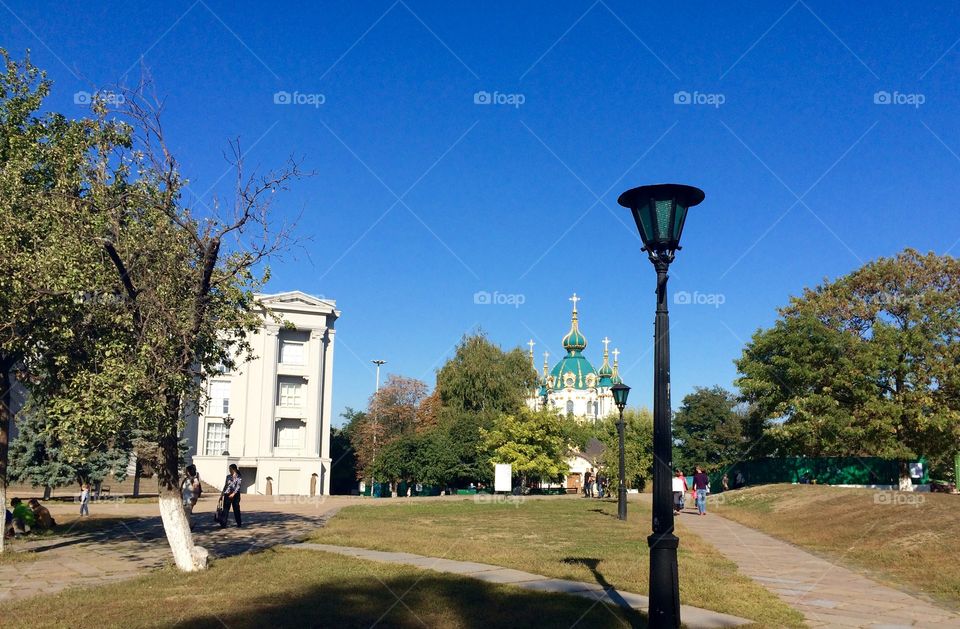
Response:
0,50,118,552
329,426,358,495
737,249,960,481
30,85,306,571
482,409,568,486
437,408,496,486
412,430,459,488
598,408,654,492
436,332,537,414
673,387,746,471
369,433,417,488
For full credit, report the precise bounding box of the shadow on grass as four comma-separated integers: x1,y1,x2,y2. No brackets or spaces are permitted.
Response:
23,509,331,565
563,557,647,626
175,570,641,629
588,507,620,519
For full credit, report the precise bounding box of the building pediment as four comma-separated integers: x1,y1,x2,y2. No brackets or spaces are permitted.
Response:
258,291,339,316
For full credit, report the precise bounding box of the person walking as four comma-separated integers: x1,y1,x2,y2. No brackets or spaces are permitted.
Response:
721,474,729,492
221,464,242,528
693,466,710,515
79,483,90,517
672,469,688,514
181,465,201,517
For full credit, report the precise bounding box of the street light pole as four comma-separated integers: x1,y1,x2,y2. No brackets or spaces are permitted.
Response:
372,359,386,392
611,382,631,521
619,183,704,629
370,360,386,496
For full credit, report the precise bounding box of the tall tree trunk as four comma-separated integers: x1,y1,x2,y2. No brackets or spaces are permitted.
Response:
0,358,14,554
43,485,51,500
132,458,141,498
156,398,206,571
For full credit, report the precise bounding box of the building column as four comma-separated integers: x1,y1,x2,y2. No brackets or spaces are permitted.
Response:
262,325,280,456
320,328,336,495
304,327,325,458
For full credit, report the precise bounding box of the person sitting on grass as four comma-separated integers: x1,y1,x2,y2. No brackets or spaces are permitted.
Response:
10,498,35,534
28,498,56,530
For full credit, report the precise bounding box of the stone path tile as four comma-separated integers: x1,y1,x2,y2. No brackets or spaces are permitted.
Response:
677,509,960,628
292,542,752,629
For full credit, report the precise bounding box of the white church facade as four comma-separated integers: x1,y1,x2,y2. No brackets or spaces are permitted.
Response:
185,291,339,496
526,294,622,422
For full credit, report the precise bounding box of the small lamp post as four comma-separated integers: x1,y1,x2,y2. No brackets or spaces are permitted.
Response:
221,414,234,456
619,183,704,629
611,382,631,521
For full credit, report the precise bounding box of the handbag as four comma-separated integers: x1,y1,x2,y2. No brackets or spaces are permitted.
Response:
214,495,227,526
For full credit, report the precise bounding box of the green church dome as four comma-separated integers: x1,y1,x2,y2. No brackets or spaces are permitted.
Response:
547,294,599,391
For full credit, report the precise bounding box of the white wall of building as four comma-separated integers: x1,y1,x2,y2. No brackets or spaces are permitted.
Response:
186,291,339,496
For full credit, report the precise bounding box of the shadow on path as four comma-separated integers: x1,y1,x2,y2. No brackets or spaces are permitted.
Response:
563,556,646,626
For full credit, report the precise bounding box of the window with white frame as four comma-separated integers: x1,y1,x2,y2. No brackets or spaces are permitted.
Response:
205,421,226,456
208,380,230,415
274,418,305,449
277,377,306,407
279,340,304,365
278,330,309,366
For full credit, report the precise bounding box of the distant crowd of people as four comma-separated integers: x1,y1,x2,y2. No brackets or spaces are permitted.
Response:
581,470,608,498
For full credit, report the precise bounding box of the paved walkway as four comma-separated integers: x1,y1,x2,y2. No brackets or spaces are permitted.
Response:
293,542,751,629
678,506,960,628
0,495,349,602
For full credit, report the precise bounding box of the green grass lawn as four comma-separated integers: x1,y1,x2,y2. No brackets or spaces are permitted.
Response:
309,496,803,627
0,548,637,628
712,484,960,608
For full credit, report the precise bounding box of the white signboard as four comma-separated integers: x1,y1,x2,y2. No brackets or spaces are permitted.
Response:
494,463,512,493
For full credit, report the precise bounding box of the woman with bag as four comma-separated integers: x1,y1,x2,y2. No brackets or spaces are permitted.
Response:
219,464,242,528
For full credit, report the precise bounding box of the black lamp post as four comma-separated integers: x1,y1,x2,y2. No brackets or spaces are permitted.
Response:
618,183,704,629
221,414,234,456
610,382,630,521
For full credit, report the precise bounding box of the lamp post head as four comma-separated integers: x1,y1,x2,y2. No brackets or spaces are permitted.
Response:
223,414,234,431
611,382,631,411
618,183,704,261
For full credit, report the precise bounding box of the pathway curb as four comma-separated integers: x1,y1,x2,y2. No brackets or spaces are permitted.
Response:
291,542,752,628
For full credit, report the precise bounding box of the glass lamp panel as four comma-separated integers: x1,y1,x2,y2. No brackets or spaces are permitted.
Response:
632,203,656,246
672,204,689,243
655,199,673,241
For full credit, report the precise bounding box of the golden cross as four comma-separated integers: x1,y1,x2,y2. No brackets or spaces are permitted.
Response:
569,293,581,312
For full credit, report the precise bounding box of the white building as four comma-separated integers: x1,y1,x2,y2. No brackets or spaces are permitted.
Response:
526,294,622,422
185,291,340,496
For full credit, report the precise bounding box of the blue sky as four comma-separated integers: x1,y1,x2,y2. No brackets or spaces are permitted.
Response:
5,1,960,424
